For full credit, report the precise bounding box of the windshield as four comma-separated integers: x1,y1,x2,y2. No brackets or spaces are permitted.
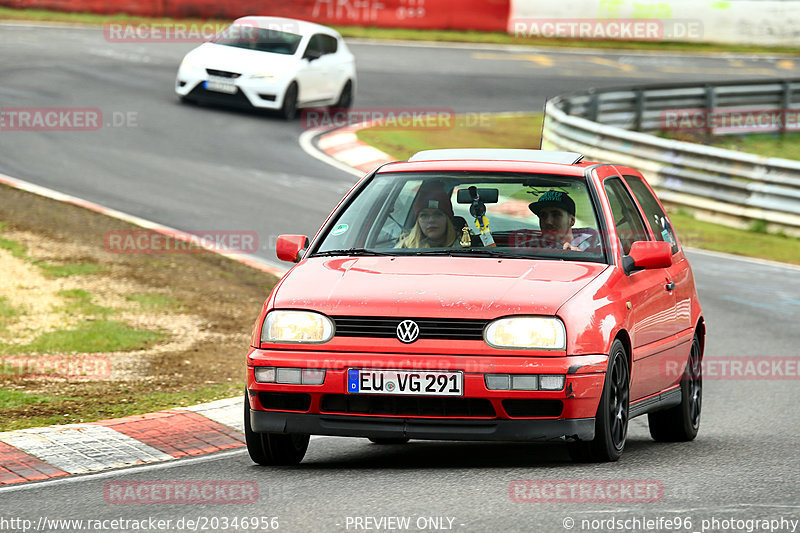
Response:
212,26,303,55
313,171,607,262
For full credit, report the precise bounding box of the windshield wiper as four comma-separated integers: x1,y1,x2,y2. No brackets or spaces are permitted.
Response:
409,248,545,259
311,248,395,257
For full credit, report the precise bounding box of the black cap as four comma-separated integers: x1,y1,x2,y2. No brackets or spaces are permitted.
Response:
528,190,575,216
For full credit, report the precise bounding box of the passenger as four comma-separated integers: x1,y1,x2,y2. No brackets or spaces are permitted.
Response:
528,190,593,251
396,184,459,248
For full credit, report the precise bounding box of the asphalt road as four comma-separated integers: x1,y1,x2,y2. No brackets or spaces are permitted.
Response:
1,23,799,533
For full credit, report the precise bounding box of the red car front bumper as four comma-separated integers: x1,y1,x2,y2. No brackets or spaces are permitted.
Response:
247,349,608,442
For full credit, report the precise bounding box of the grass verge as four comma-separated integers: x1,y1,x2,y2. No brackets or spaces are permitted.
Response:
0,184,278,431
2,7,800,55
358,113,800,265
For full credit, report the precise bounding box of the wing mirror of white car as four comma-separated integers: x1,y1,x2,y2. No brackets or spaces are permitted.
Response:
304,50,322,62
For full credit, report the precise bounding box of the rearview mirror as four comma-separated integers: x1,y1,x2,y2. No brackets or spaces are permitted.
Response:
623,241,673,273
456,188,499,204
276,235,309,263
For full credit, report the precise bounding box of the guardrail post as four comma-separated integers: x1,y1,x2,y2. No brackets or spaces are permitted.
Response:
634,89,645,132
588,89,598,122
781,80,791,136
704,85,716,137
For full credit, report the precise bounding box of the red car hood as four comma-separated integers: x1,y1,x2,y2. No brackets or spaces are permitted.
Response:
273,256,609,318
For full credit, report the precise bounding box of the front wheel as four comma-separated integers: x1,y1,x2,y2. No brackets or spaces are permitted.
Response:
244,394,309,465
569,339,629,462
334,80,353,109
648,334,702,441
280,82,298,120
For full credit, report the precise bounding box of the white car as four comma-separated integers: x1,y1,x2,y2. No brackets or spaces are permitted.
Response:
175,16,356,119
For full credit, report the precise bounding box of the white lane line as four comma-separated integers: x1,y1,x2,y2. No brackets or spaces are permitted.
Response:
0,435,340,494
0,172,287,276
298,128,364,178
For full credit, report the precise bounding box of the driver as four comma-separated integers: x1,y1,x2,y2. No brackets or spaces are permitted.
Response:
396,183,459,248
528,190,593,251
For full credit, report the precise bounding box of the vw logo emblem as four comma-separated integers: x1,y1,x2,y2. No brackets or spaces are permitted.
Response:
396,320,420,343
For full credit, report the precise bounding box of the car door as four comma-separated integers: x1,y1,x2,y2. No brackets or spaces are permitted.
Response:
623,173,695,392
296,34,326,104
601,172,678,402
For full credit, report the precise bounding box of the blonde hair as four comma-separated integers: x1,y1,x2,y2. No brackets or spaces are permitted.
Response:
396,216,459,249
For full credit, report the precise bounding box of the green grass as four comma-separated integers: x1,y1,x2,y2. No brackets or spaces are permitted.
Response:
669,210,800,265
359,113,800,264
358,113,544,160
0,320,165,355
38,262,104,278
0,296,21,332
0,382,243,431
708,132,800,162
0,388,58,410
56,289,112,317
0,235,27,259
125,292,183,311
1,7,799,55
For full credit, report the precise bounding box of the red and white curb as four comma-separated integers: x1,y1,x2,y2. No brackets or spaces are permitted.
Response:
0,398,244,485
315,125,395,174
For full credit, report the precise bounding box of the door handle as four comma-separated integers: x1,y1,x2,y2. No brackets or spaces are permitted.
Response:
665,281,675,291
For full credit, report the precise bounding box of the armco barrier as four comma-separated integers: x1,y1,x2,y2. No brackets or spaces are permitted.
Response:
0,0,509,31
542,79,800,237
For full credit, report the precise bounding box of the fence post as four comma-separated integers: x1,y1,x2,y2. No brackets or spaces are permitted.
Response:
781,80,791,136
704,85,716,137
634,89,645,132
588,89,598,122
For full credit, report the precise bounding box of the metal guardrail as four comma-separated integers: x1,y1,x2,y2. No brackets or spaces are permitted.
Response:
541,79,800,237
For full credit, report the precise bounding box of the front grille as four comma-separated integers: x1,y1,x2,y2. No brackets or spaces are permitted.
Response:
206,68,241,78
258,392,311,412
321,394,495,417
333,316,487,341
502,399,563,418
186,85,252,108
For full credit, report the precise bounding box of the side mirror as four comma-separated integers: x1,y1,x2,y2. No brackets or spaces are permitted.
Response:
623,241,672,273
304,49,322,61
276,234,309,263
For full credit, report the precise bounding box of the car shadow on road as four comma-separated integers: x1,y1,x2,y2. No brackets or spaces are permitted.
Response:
287,437,660,470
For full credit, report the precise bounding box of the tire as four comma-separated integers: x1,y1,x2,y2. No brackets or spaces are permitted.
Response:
334,80,353,109
648,334,702,442
368,437,409,445
280,82,298,120
244,394,309,465
568,340,630,462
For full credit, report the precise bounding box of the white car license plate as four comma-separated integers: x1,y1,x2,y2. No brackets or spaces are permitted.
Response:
204,78,237,94
347,369,463,396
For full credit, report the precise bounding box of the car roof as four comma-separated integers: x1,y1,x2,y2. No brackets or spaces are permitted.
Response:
232,16,341,37
378,149,596,176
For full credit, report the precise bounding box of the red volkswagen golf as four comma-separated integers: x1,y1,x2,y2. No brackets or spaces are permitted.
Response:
245,149,705,464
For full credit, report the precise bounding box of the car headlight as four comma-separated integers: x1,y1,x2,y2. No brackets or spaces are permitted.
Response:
261,310,334,344
484,316,566,350
179,56,199,71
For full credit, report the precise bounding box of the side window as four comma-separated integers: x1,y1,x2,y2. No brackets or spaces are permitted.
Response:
320,34,338,54
604,178,649,255
303,35,323,59
625,175,679,254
